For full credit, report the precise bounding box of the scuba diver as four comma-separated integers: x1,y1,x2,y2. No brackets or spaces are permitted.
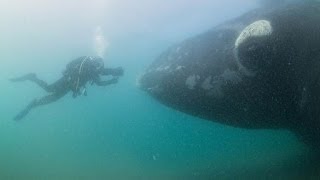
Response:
10,56,124,121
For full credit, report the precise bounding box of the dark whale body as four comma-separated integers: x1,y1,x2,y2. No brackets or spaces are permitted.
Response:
139,2,320,148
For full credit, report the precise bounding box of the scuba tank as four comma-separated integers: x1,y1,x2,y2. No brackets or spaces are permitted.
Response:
63,56,104,98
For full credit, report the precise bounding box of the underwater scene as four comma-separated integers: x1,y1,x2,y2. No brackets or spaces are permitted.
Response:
1,0,320,179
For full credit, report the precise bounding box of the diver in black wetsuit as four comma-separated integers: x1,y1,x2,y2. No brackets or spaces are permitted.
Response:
10,56,124,121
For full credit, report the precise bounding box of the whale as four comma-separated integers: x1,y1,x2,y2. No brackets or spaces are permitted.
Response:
139,2,320,148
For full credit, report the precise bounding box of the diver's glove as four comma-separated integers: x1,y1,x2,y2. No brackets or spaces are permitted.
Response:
112,67,124,76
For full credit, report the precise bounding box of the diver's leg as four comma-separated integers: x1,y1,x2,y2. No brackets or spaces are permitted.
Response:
13,90,68,121
34,91,68,106
9,73,37,82
13,99,38,121
10,73,55,93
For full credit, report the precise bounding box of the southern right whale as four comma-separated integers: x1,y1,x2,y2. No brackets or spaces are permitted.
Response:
139,2,320,148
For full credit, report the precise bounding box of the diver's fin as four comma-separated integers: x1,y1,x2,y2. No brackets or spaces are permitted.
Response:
9,73,37,82
13,99,37,121
13,108,31,121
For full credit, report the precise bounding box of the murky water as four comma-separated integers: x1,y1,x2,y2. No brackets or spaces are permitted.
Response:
0,0,318,179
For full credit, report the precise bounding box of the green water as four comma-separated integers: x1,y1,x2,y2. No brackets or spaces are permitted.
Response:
0,52,312,179
0,76,310,179
0,0,317,179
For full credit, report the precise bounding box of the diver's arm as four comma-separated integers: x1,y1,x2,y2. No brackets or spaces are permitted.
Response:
94,67,123,86
100,67,124,76
94,77,119,86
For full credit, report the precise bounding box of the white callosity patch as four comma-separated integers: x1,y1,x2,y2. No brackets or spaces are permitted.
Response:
176,66,185,71
235,20,273,48
206,77,224,98
147,85,163,94
155,65,171,72
185,75,200,90
221,69,242,84
201,76,213,90
148,63,186,76
200,75,224,98
234,20,273,76
200,69,241,98
153,64,187,73
201,70,241,91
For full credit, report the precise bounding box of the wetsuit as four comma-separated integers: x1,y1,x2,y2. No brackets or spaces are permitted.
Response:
10,56,124,121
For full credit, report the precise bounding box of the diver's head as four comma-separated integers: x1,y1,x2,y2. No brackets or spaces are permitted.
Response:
90,56,104,70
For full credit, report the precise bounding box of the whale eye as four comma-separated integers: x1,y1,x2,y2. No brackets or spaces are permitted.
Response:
238,40,267,70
